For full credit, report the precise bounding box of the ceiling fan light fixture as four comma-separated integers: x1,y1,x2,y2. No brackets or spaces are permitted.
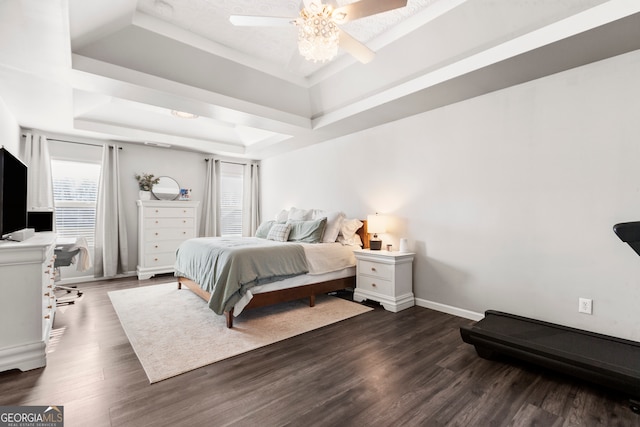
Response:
295,3,339,63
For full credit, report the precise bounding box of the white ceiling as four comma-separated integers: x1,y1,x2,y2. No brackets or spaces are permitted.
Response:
1,0,640,158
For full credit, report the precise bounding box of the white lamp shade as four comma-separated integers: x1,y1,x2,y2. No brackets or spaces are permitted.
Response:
367,214,387,234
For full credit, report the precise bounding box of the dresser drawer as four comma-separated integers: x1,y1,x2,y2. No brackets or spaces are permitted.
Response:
144,239,183,254
145,228,196,241
357,275,394,296
358,260,393,280
145,207,195,218
144,252,177,267
145,217,195,229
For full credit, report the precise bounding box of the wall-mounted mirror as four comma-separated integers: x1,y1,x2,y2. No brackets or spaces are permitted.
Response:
152,176,180,200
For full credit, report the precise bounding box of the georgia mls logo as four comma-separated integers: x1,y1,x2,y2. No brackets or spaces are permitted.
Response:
0,405,64,427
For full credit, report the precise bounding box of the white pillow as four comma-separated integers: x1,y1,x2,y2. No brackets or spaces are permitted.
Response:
340,218,363,239
275,209,289,223
288,207,312,221
338,233,363,247
313,210,345,243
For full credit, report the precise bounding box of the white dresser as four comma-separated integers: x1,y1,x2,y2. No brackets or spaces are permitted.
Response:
136,200,199,280
353,249,415,312
0,232,57,372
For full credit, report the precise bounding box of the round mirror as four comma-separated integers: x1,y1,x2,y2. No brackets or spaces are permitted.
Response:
152,176,180,200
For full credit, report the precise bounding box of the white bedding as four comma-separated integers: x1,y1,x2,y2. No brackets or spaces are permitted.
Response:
299,242,357,274
233,242,358,315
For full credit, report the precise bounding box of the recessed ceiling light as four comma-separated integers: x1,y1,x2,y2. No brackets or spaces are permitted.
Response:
171,110,199,119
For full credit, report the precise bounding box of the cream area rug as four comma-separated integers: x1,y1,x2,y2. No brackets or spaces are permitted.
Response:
108,282,373,383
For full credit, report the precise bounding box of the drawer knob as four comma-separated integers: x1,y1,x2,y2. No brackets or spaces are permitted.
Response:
44,292,50,297
154,245,159,249
44,314,50,319
371,267,377,272
154,258,158,261
183,220,186,223
155,209,159,213
155,220,159,224
47,305,52,309
371,283,377,287
155,232,159,236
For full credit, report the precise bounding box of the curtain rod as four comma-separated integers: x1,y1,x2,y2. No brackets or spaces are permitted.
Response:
22,134,122,149
205,158,256,166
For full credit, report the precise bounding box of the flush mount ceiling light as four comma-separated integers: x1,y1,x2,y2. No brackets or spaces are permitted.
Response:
230,0,408,64
171,110,199,119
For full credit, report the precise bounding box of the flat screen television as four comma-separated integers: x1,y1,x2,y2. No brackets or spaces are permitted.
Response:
0,147,28,238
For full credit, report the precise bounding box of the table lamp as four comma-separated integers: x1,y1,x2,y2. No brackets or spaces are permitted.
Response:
367,213,386,250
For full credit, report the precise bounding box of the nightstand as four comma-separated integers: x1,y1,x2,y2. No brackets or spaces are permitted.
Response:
353,249,415,312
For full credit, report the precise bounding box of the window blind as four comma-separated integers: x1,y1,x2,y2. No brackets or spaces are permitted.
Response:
51,160,101,246
220,162,244,236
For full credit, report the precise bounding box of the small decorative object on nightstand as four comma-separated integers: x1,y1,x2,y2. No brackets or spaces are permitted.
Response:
353,249,415,312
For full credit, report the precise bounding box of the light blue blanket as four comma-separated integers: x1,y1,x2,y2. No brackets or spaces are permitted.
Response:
174,237,309,314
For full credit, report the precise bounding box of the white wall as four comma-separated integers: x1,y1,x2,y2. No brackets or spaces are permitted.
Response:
261,50,640,341
119,143,207,274
0,96,19,156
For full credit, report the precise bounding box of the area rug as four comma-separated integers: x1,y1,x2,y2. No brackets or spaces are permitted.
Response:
108,282,373,383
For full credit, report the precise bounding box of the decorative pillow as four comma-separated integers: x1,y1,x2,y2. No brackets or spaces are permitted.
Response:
288,207,313,221
267,223,291,242
312,210,345,243
275,209,289,223
338,233,363,247
340,218,363,239
255,220,275,239
287,218,327,243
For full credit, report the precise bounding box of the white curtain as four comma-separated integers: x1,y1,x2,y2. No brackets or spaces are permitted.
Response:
200,158,220,237
242,162,261,237
94,144,128,278
22,132,54,212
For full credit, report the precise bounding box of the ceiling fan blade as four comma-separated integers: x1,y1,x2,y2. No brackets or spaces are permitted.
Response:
339,30,375,64
229,15,294,27
333,0,408,23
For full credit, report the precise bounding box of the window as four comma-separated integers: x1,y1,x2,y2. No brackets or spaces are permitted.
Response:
219,162,244,236
51,160,101,246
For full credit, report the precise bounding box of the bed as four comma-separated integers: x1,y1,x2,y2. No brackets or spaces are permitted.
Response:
176,213,368,328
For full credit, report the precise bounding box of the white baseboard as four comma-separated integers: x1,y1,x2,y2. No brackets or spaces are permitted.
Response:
56,271,137,286
415,297,484,321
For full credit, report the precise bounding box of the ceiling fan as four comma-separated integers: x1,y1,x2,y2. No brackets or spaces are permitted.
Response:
229,0,408,64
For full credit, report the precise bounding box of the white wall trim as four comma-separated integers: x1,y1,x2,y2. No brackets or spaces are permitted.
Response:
56,271,137,286
415,297,484,321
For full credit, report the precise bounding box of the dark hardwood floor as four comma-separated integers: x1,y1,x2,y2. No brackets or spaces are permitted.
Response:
0,275,637,427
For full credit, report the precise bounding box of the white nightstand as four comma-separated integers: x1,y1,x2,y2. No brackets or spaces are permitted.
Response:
353,249,415,312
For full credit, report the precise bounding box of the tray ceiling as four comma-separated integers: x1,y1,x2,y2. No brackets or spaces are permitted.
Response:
1,0,639,158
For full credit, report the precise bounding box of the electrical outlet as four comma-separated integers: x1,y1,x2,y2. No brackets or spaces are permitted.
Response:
578,298,592,314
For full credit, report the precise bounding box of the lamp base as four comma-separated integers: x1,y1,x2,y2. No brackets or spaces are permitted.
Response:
369,239,382,250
